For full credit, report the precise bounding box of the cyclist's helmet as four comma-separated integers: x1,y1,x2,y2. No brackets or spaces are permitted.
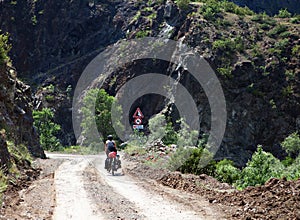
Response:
107,135,113,140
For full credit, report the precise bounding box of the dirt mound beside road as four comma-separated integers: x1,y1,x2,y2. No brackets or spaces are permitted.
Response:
124,155,300,219
217,178,300,219
159,172,300,219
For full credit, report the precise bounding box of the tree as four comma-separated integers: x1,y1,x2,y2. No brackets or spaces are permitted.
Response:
95,89,117,139
81,89,100,148
33,108,61,151
81,89,123,149
236,146,284,189
282,132,300,157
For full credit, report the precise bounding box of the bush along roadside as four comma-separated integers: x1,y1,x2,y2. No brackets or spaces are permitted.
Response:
0,135,37,205
124,121,300,190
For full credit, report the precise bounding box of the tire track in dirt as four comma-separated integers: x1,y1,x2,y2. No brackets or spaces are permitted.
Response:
51,155,104,220
92,154,205,220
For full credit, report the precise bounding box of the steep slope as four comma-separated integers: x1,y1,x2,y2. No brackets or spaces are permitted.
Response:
231,0,300,15
0,46,45,168
0,0,299,165
0,0,130,145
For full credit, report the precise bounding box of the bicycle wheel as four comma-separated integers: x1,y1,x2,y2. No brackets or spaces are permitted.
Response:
112,158,116,176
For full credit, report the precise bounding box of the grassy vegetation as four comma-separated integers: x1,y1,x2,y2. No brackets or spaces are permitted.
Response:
61,145,99,154
268,24,288,38
135,30,151,38
213,37,244,54
0,139,34,204
124,144,147,156
0,32,11,65
275,8,292,18
7,141,32,163
0,168,7,202
251,12,276,26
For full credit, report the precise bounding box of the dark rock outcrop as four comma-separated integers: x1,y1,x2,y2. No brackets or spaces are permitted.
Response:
0,0,130,145
0,131,10,169
0,63,45,159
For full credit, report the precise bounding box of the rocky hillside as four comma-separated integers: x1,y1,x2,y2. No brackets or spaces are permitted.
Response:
231,0,300,15
0,41,45,169
0,0,299,165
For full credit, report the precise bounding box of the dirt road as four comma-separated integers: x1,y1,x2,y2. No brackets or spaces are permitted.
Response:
48,153,225,220
3,152,299,219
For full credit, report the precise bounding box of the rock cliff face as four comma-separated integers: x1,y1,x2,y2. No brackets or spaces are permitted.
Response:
0,0,299,165
231,0,300,15
0,62,45,163
0,0,129,145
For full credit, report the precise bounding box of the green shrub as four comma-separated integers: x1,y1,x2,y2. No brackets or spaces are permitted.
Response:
33,108,62,151
31,15,37,25
281,132,300,157
251,44,263,58
43,84,55,93
279,31,291,38
0,33,11,65
276,8,292,18
215,159,241,184
176,119,198,148
167,147,216,176
281,156,294,167
162,122,178,145
127,130,148,149
199,0,221,20
270,38,290,57
135,30,151,38
176,0,190,10
259,23,271,30
292,45,300,56
285,70,296,80
217,66,233,78
275,38,289,49
290,16,299,24
284,155,300,180
7,141,32,163
148,114,166,143
213,36,244,55
268,24,288,38
45,95,54,102
282,85,294,96
251,13,276,26
221,1,253,16
236,146,284,189
215,18,232,27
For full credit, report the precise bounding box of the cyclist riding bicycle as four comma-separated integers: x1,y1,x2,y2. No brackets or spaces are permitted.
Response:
104,135,120,170
105,134,117,157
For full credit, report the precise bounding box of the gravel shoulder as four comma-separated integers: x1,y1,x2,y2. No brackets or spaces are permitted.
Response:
0,157,63,220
